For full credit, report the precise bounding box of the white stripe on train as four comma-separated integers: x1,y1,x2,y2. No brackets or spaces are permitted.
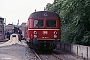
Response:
28,29,60,30
37,38,60,40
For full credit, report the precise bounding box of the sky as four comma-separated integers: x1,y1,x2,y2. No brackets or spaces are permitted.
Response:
0,0,54,25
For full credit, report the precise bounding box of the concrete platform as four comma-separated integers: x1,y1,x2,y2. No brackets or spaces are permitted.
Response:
0,41,30,60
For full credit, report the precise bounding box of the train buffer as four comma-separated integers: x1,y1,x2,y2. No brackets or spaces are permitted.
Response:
0,34,22,46
9,34,22,44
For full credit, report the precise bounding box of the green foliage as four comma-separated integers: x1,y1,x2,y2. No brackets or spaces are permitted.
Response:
46,0,90,46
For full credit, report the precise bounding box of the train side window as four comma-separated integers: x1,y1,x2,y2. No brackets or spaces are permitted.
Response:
34,20,44,27
46,20,56,27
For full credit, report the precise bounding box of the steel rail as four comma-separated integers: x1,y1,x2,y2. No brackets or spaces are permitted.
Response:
31,49,42,60
52,53,63,60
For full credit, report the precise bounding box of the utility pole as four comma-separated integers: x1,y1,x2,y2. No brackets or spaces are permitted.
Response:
17,19,19,26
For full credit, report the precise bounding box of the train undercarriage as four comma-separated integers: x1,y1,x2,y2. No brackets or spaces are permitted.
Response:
27,39,59,51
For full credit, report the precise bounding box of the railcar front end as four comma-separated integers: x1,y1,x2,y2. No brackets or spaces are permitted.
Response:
25,11,60,50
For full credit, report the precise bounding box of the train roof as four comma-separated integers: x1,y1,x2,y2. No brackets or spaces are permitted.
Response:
29,11,60,19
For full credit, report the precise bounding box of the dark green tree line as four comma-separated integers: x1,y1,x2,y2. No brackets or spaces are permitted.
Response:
46,0,90,46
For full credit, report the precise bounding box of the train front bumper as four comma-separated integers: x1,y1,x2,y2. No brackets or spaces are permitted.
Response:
32,39,59,50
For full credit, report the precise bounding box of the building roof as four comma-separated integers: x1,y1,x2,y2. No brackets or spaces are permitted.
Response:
6,24,14,29
0,16,4,20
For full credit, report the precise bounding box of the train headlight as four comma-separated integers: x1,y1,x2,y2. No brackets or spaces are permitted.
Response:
54,31,57,35
34,35,37,38
34,31,37,34
54,35,57,38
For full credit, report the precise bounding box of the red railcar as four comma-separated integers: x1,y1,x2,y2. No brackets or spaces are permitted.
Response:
24,11,60,50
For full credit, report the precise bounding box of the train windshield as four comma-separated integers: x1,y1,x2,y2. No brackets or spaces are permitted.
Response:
34,20,44,27
46,20,56,27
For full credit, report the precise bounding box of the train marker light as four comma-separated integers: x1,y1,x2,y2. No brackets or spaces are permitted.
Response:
34,35,37,38
54,35,57,38
54,31,57,35
34,31,37,34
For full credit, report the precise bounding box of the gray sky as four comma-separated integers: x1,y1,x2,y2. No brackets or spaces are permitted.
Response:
0,0,53,25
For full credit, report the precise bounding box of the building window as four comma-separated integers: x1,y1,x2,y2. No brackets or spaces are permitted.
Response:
0,21,3,24
0,31,2,35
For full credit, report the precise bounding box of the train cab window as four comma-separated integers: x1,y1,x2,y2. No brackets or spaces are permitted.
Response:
34,20,44,27
46,20,56,27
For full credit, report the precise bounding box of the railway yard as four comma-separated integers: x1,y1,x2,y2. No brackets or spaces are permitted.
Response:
0,40,85,60
1,0,90,60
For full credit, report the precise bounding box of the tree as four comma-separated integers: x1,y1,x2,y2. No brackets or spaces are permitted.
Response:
46,0,90,46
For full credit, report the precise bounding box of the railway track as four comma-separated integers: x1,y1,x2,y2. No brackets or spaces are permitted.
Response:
31,49,63,60
31,49,42,60
52,53,63,60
